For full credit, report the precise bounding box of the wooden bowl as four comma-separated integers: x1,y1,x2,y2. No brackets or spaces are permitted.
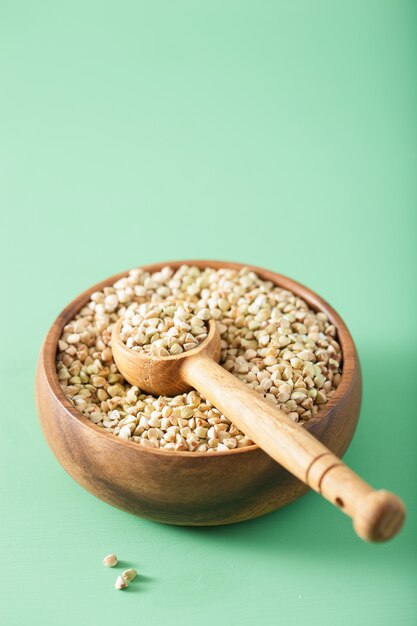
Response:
35,260,362,525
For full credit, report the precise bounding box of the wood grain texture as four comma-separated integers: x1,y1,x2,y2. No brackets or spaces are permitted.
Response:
36,259,364,526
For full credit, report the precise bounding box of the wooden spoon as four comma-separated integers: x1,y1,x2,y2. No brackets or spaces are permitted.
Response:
112,318,405,542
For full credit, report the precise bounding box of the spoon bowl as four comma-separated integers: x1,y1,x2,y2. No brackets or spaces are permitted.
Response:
111,318,221,395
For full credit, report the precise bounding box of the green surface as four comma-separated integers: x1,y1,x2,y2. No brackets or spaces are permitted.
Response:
1,1,416,625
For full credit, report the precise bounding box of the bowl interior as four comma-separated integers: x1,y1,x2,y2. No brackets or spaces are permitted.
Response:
42,259,356,458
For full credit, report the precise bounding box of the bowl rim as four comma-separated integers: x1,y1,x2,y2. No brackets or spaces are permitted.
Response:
39,259,359,458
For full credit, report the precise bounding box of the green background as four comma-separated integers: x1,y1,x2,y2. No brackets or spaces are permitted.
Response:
1,1,416,625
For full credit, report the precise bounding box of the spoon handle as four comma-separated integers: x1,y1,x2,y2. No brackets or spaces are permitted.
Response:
183,354,405,542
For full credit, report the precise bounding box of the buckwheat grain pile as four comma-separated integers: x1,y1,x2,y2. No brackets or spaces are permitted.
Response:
56,265,342,452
